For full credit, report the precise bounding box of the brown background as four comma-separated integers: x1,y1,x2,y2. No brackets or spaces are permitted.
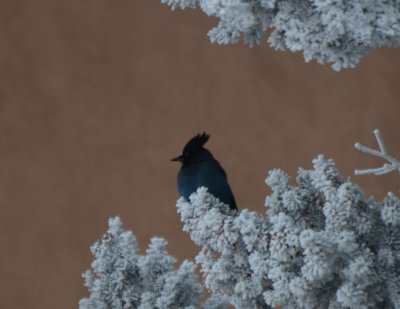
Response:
0,0,399,308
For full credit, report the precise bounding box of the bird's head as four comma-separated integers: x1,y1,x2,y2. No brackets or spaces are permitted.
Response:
171,132,213,165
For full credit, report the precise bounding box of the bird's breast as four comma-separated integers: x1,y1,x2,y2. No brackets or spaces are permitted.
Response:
177,160,233,206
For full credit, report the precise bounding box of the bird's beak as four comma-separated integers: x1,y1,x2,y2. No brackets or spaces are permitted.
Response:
171,155,183,162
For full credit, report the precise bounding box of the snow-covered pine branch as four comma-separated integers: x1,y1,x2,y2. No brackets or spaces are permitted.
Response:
177,188,271,308
179,156,400,308
355,129,400,176
79,217,229,309
161,0,400,70
81,157,400,308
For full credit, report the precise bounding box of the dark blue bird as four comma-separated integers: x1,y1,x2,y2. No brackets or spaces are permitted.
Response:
171,133,237,211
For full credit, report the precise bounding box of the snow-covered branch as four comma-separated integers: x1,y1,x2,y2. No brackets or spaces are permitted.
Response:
178,156,400,308
161,0,400,70
81,156,400,308
79,217,229,309
355,129,400,176
177,188,271,308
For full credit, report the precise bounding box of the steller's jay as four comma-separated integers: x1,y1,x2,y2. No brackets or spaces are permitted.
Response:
171,132,237,211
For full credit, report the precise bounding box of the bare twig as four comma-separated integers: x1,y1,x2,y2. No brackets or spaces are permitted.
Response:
354,129,400,176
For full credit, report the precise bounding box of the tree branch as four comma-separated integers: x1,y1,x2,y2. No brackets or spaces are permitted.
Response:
354,129,400,176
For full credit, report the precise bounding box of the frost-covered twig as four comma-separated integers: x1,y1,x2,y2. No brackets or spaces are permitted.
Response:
355,129,400,176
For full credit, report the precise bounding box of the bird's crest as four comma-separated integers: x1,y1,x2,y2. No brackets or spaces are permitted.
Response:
183,132,210,155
